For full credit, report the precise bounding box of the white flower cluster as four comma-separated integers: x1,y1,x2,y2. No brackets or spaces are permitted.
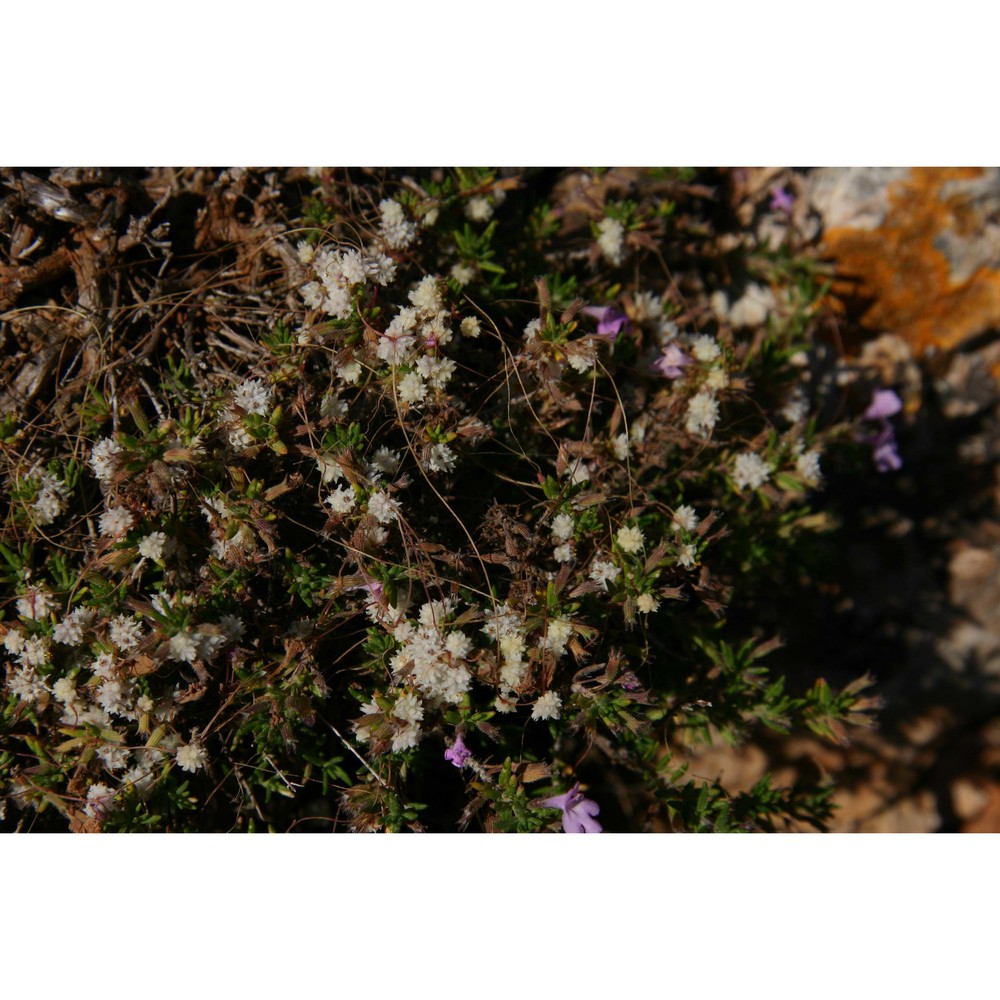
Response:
685,391,720,436
89,437,123,485
99,505,134,539
732,451,773,491
29,470,70,526
301,244,396,320
388,600,474,706
379,198,416,250
616,524,645,555
232,377,273,416
597,216,625,265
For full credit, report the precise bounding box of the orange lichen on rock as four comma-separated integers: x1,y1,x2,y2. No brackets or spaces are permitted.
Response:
821,168,1000,355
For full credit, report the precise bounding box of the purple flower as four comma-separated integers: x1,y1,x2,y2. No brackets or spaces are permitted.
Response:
444,733,472,768
864,388,903,421
871,426,903,472
651,344,692,379
582,305,630,343
539,782,603,833
769,186,795,214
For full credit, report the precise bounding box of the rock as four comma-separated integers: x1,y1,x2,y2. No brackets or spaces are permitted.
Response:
809,167,1000,355
858,790,941,833
952,778,991,821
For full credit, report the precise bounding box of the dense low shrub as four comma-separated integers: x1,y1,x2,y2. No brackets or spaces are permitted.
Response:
1,168,891,831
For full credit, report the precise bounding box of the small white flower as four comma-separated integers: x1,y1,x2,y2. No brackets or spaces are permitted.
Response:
409,275,442,315
590,558,620,590
677,543,697,568
32,485,66,525
53,610,86,646
89,437,123,485
465,195,493,222
553,543,573,563
781,388,809,424
367,491,400,524
685,392,720,436
52,676,78,703
137,531,168,561
398,371,428,406
796,449,822,486
616,525,645,555
531,690,562,721
325,486,357,514
392,692,424,725
451,262,476,285
636,593,660,614
523,318,542,341
551,513,575,542
368,446,401,479
3,628,25,654
316,454,345,484
415,355,456,389
461,316,482,339
732,452,773,492
17,588,55,621
689,334,722,363
597,217,625,265
99,505,134,538
633,291,662,322
320,391,349,419
168,630,200,663
612,433,630,461
705,368,730,391
673,505,699,533
427,443,456,473
175,743,208,774
391,723,421,753
109,614,144,651
18,636,51,668
337,360,363,385
232,378,273,416
379,198,416,249
84,783,117,818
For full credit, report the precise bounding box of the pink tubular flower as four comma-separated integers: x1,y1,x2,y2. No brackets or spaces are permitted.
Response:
444,733,472,768
581,305,630,343
539,782,603,833
864,388,903,421
769,186,795,214
651,344,692,378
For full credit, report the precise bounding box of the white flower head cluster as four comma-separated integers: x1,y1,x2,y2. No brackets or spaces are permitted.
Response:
616,524,645,555
232,377,273,416
398,371,428,406
325,486,356,514
89,437,123,486
677,543,698,568
99,505,134,539
388,613,473,706
732,451,773,492
539,618,574,659
367,490,400,524
597,216,625,265
427,443,456,474
482,602,529,693
460,316,481,339
137,531,169,561
53,607,93,646
379,198,416,250
450,262,476,285
685,392,720,436
175,742,208,774
636,593,660,614
30,470,70,526
109,614,144,651
689,334,722,363
590,558,620,591
796,449,822,486
320,391,349,420
465,195,493,222
367,446,401,481
612,433,630,461
781,387,809,424
552,513,574,542
633,291,662,322
337,360,363,385
416,355,456,389
16,587,56,621
674,505,699,533
531,690,562,721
